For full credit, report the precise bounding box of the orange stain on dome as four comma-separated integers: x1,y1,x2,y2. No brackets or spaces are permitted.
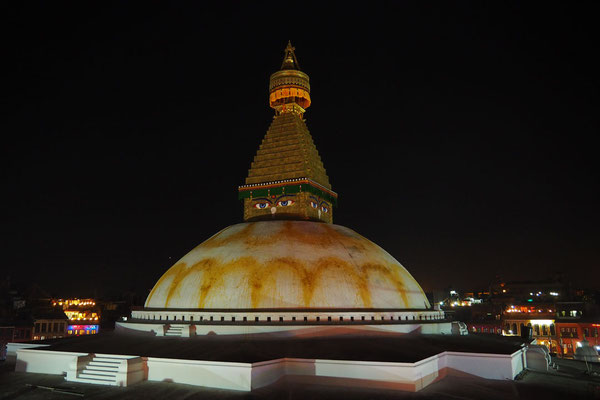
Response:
279,221,336,248
322,224,376,253
361,262,409,307
194,222,380,255
260,257,315,307
153,258,413,309
170,258,218,308
146,262,187,306
196,258,225,308
312,256,373,307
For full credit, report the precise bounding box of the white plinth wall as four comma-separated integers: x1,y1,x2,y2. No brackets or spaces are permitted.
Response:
120,308,451,337
14,346,528,392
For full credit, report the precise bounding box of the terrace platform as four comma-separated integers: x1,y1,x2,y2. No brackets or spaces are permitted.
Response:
12,331,531,392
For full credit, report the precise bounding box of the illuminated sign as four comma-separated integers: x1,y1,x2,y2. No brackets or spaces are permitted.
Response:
68,325,98,331
531,320,554,326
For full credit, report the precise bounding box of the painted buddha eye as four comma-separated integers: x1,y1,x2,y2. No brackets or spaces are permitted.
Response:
310,201,318,209
277,200,295,207
321,205,329,213
254,202,270,209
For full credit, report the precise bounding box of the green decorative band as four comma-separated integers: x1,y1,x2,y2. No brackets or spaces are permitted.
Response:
238,180,338,206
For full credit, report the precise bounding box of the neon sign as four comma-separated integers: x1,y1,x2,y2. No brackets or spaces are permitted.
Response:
68,325,98,331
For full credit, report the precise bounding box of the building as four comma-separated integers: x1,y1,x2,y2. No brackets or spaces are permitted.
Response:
500,300,600,358
556,321,600,357
554,302,600,357
32,309,68,341
120,41,448,337
0,320,33,343
52,298,100,336
13,43,534,393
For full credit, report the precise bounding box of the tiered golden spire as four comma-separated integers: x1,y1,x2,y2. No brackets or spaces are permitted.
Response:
268,41,311,116
239,42,337,223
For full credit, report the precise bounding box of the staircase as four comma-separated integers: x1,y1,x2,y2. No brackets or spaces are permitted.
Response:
76,355,123,385
67,354,144,386
165,324,187,337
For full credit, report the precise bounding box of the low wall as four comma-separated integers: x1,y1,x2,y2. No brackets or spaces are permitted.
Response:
441,349,526,380
145,357,252,391
252,348,526,392
7,342,50,356
16,349,87,375
14,346,526,392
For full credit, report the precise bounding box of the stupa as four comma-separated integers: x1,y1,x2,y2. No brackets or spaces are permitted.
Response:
120,42,449,337
14,44,532,393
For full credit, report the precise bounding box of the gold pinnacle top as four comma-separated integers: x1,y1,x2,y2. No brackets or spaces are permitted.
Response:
269,41,311,115
238,43,337,223
281,40,300,70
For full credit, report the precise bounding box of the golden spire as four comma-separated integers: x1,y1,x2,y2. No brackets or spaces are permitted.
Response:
238,43,337,223
269,41,311,116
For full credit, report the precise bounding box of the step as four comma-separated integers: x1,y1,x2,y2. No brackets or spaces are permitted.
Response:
94,356,127,361
82,368,119,376
89,360,120,366
87,363,120,371
94,356,121,363
251,157,305,168
256,144,303,155
90,358,123,365
79,372,117,381
71,376,118,386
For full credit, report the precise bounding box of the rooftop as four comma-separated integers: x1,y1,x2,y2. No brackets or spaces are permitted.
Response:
30,330,526,363
2,351,599,399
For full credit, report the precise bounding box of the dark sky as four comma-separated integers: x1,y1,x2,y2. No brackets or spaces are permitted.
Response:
4,2,599,298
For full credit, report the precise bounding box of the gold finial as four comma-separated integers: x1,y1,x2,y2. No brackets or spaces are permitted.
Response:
281,40,300,70
269,42,311,115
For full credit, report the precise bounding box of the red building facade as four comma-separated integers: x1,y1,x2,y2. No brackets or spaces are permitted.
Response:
555,322,600,358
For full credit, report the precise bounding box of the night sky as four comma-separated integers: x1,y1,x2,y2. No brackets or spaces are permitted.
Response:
4,2,599,298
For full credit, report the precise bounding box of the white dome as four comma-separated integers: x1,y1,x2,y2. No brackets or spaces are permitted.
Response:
146,221,430,310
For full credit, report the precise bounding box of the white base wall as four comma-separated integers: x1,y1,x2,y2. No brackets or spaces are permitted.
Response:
131,309,446,325
251,349,526,392
7,343,50,356
15,349,87,375
146,357,251,391
13,345,527,392
116,321,452,337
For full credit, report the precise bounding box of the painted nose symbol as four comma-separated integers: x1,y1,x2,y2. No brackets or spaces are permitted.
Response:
271,207,277,214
